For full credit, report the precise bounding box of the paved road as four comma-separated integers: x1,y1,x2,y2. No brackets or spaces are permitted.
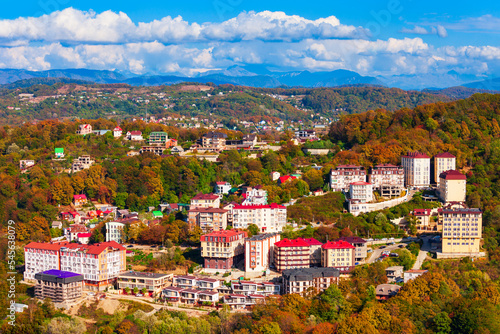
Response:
366,243,406,264
412,236,431,269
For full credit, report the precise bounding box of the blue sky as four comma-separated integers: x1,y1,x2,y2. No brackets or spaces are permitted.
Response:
0,0,498,87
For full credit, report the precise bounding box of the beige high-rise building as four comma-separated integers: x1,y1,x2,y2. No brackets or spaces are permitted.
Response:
321,240,356,273
201,230,247,272
438,170,466,203
440,207,482,254
434,152,456,185
330,165,366,192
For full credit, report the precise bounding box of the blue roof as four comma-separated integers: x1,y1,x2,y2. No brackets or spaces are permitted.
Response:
41,269,81,279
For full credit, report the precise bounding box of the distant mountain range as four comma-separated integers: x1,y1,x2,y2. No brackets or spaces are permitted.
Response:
0,67,498,97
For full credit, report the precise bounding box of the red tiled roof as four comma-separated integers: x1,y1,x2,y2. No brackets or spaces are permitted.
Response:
413,209,432,216
192,193,219,200
62,241,126,255
322,240,356,250
201,229,247,241
350,181,372,186
374,164,400,168
233,203,285,210
216,181,228,185
130,131,142,135
336,164,362,169
298,237,323,246
336,236,366,244
73,194,87,200
114,126,122,131
25,242,69,251
434,152,455,158
278,175,296,183
275,238,310,248
189,207,228,213
77,233,91,238
439,170,466,180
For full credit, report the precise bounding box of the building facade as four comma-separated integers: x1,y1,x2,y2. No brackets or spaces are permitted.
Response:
35,270,84,303
77,124,92,135
190,193,220,209
148,131,169,145
214,182,232,197
274,238,310,272
438,170,466,203
117,271,172,297
335,237,367,263
105,222,126,243
232,204,287,233
349,182,373,203
321,240,356,273
369,164,405,197
71,155,95,173
282,267,340,295
188,207,228,233
440,207,482,254
201,230,247,271
401,152,431,187
245,233,281,273
434,152,456,185
330,165,367,192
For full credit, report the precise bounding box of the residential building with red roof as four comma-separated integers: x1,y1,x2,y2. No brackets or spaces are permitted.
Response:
126,131,143,141
241,186,268,206
434,152,456,185
113,126,123,138
321,240,356,273
330,165,367,192
245,233,281,273
369,164,405,197
24,241,126,291
73,194,88,207
201,230,247,272
214,181,231,197
277,175,297,185
411,209,439,232
335,236,367,263
349,181,373,203
274,238,311,272
401,151,431,187
188,207,228,233
232,203,287,233
190,192,220,209
438,170,466,203
76,124,92,135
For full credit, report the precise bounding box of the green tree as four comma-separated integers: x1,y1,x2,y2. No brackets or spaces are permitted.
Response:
247,224,260,237
433,312,452,334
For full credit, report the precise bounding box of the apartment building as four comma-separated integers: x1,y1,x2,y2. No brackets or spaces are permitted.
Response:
241,186,268,206
105,221,126,243
77,124,92,135
434,152,456,185
230,280,280,296
201,131,227,149
223,294,265,310
412,209,440,232
139,145,166,156
301,238,323,266
71,155,95,173
274,238,310,272
369,164,405,197
232,204,287,233
330,165,367,192
117,271,172,297
295,129,316,140
35,270,84,304
245,233,281,273
24,241,126,291
126,131,143,141
401,152,431,187
282,267,340,295
173,275,221,291
214,182,231,197
440,207,482,255
321,240,356,273
163,287,219,305
438,170,466,203
201,230,247,272
335,236,367,263
65,224,89,242
148,131,169,145
190,193,220,209
188,207,228,233
349,182,373,203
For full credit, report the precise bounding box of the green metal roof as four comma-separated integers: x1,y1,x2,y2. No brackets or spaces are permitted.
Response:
55,148,64,153
152,211,163,217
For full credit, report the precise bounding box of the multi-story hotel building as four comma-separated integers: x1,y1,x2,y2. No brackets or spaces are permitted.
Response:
201,230,247,272
148,131,169,145
301,238,323,266
282,267,340,295
188,207,228,232
245,233,281,273
330,165,366,192
35,270,84,304
24,241,126,291
274,238,310,272
401,152,431,187
369,164,405,197
438,170,466,203
190,193,220,209
105,221,126,243
349,182,373,203
434,152,456,185
321,240,356,273
440,207,482,255
335,236,367,263
201,132,227,149
232,204,287,233
117,271,172,297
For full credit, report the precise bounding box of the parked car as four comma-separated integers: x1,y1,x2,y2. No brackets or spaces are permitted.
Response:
389,253,399,257
389,242,395,245
136,294,143,297
380,246,386,249
127,245,134,248
355,262,360,266
367,249,373,253
398,244,406,248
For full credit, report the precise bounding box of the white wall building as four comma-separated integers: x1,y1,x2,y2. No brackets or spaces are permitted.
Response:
232,204,287,233
349,182,373,203
105,222,126,243
330,165,367,192
401,152,431,187
245,233,280,273
214,182,231,197
241,186,268,206
434,152,456,185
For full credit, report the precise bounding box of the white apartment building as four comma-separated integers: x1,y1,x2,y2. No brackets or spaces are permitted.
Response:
241,186,268,206
245,233,281,273
349,182,373,203
24,241,126,291
401,152,431,187
214,182,232,197
434,152,456,185
369,164,405,197
438,170,466,203
232,204,287,233
105,222,126,243
330,165,367,192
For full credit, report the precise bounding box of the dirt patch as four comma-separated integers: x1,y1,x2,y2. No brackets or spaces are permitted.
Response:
97,298,125,315
178,85,212,92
